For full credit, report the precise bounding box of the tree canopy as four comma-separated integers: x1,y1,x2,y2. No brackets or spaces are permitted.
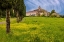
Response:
50,10,55,15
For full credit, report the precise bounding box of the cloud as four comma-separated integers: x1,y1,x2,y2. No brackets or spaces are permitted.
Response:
24,0,64,14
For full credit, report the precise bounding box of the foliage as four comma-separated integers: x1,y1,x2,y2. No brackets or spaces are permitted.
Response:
50,10,55,15
13,0,26,23
50,14,57,17
0,10,2,18
0,0,12,10
10,8,16,17
60,15,64,18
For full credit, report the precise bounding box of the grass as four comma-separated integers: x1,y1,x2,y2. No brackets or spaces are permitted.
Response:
0,17,64,42
0,18,5,22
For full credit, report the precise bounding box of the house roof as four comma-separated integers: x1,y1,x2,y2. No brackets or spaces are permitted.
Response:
26,6,48,14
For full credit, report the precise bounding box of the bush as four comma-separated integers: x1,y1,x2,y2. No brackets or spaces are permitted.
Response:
41,14,45,17
50,15,57,17
60,15,64,18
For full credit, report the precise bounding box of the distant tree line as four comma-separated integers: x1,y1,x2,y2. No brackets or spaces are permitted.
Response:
60,15,64,18
0,0,26,33
50,10,64,18
41,10,62,18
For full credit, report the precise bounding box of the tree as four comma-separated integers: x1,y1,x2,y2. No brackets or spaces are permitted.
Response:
13,0,20,23
0,0,26,33
60,15,64,18
0,0,12,33
13,0,26,23
0,10,2,19
19,0,26,21
50,10,55,15
10,8,15,17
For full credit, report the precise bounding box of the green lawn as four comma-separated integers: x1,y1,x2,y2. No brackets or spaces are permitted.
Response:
0,18,5,22
0,17,64,42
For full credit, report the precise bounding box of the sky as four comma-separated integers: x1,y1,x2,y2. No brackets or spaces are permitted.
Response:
24,0,64,15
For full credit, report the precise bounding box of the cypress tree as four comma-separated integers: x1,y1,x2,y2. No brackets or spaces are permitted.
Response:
0,0,12,33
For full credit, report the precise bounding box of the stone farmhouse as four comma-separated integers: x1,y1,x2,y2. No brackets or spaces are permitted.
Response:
26,6,50,16
26,6,60,17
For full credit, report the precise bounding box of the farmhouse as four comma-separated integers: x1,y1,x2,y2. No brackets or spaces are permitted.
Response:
26,6,50,16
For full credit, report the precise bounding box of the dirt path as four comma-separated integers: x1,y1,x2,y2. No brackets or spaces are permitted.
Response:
0,21,6,24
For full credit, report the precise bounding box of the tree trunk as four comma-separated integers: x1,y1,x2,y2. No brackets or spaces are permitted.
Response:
0,10,2,19
6,9,10,33
19,15,23,22
0,14,1,19
16,10,19,23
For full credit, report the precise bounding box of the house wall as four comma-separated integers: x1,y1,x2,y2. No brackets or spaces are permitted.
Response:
44,12,48,16
26,11,49,16
26,6,50,17
40,12,43,16
26,12,37,16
